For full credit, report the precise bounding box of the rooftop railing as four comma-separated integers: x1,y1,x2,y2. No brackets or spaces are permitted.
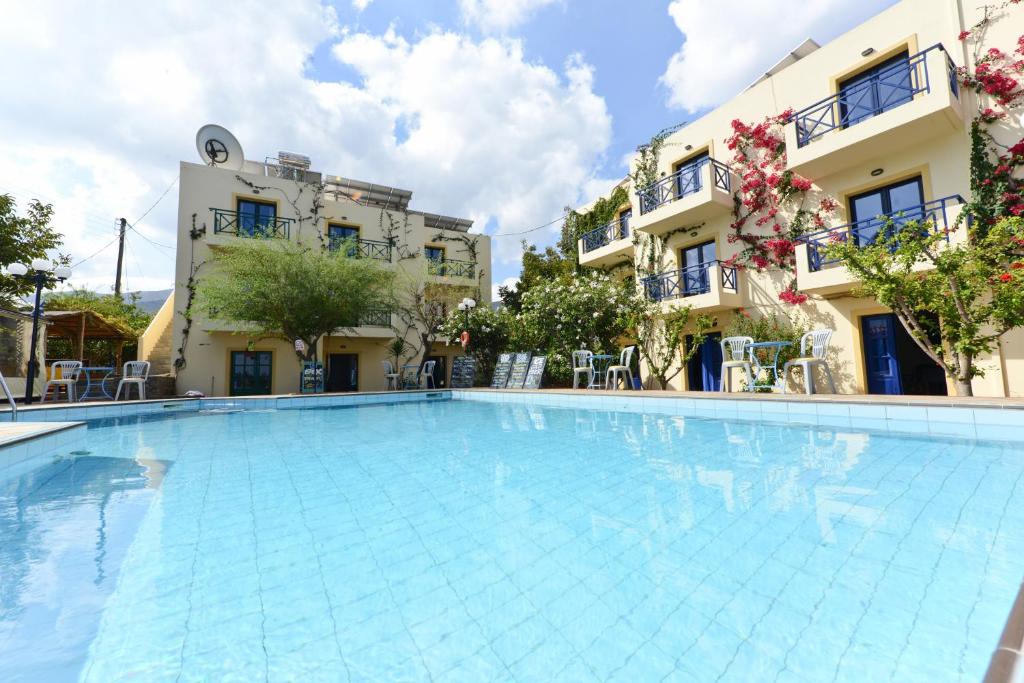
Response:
641,260,737,302
801,195,965,272
211,208,293,239
637,158,731,215
581,217,630,253
792,44,959,148
328,236,392,261
427,257,476,279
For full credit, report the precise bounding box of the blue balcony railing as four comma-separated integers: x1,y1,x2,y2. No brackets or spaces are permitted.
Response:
637,158,731,215
801,195,965,272
581,217,630,253
328,236,392,261
793,44,959,148
211,208,293,239
642,261,738,302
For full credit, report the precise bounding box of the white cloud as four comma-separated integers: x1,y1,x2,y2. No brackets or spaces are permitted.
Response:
352,0,373,10
0,2,610,292
458,0,559,33
659,0,896,112
491,276,519,303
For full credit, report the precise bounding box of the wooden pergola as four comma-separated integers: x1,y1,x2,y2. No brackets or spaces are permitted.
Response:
42,310,134,367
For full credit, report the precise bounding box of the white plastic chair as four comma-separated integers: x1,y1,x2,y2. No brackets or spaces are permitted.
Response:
419,360,437,389
382,360,400,391
606,346,636,391
42,360,82,403
720,336,754,392
782,329,837,394
572,350,594,389
115,361,150,401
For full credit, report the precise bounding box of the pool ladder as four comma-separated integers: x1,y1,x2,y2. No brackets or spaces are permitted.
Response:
0,369,16,422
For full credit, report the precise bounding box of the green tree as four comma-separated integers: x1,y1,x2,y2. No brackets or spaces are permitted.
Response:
439,304,515,384
393,279,477,374
628,301,712,390
197,240,395,362
0,194,68,305
826,217,1024,396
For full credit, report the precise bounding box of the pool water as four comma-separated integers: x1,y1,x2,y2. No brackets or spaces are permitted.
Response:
2,399,1023,682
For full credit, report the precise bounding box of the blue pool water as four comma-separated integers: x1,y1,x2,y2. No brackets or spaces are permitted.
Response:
1,399,1023,681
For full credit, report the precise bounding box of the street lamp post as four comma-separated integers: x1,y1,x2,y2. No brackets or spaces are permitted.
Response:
6,260,71,403
457,297,477,352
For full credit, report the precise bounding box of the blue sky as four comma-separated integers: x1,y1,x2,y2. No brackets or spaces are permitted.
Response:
0,0,897,298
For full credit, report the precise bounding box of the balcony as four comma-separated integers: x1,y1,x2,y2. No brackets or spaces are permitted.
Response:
578,216,633,268
641,261,742,313
795,195,968,296
328,236,392,261
427,258,476,280
631,158,734,236
786,45,964,178
210,208,292,239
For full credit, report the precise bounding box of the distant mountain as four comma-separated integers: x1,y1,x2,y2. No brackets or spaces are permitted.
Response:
123,289,172,314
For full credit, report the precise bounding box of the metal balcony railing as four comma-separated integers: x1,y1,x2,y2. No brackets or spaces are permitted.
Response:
427,258,475,279
359,306,391,327
637,158,732,215
581,217,630,253
801,195,965,272
211,208,293,239
328,236,392,261
641,261,737,302
792,44,959,148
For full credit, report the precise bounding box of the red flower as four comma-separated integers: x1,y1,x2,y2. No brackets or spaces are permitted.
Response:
958,30,971,41
1011,262,1024,270
789,175,813,191
999,273,1013,282
1009,141,1024,156
1012,204,1024,216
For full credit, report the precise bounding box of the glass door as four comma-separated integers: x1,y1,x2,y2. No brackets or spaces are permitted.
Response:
230,351,273,396
849,177,924,246
680,241,715,296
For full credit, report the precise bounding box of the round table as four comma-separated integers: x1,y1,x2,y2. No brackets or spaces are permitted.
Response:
745,342,792,392
589,354,614,389
80,366,116,401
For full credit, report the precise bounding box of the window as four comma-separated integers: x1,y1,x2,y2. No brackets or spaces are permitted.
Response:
236,199,277,237
230,351,272,396
679,240,716,295
425,246,445,275
328,224,360,255
848,176,924,246
618,209,632,240
839,51,912,128
674,152,709,199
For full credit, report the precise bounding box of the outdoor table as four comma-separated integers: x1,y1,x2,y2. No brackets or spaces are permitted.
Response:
589,354,614,389
80,366,115,401
400,364,421,389
745,342,792,392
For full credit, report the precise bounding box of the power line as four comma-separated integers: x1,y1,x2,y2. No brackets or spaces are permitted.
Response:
127,225,175,251
490,212,570,238
72,235,119,267
130,175,178,227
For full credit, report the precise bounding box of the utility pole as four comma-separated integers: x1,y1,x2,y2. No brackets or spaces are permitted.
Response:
114,217,126,298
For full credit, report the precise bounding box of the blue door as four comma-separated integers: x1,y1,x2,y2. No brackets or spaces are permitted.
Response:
688,332,722,391
862,314,903,394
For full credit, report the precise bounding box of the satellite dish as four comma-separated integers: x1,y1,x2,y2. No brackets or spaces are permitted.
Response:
196,124,244,170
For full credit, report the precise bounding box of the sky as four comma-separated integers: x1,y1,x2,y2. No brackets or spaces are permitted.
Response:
0,0,898,302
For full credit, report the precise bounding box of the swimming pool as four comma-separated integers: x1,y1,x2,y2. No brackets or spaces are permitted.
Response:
2,396,1023,681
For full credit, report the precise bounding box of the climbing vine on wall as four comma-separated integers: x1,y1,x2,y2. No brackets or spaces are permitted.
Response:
234,174,327,248
724,112,836,305
174,214,205,371
559,185,631,265
957,12,1024,233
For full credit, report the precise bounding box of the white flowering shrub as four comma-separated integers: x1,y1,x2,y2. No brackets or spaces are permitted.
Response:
440,272,641,385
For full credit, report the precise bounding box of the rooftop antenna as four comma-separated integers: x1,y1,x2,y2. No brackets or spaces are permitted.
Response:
195,124,244,171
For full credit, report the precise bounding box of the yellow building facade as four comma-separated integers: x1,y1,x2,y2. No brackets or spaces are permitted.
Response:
143,153,491,397
577,0,1023,397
